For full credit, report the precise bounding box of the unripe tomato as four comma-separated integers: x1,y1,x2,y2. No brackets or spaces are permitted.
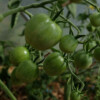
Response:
74,51,92,69
97,27,100,37
25,14,62,50
15,60,39,83
71,91,81,100
85,41,96,51
11,68,22,85
59,35,78,53
94,47,100,62
0,45,3,53
70,0,82,3
9,47,30,65
86,23,95,32
43,52,66,76
90,12,100,27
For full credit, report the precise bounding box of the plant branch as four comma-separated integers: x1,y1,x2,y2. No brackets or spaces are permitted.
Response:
60,15,80,34
0,0,57,22
84,0,100,12
43,6,80,34
68,64,84,91
0,80,16,100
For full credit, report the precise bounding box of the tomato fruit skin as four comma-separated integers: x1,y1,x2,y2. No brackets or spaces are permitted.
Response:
11,68,22,85
9,47,30,65
86,23,95,32
85,41,96,51
59,35,78,53
71,91,81,100
90,12,100,27
43,52,66,76
94,47,100,62
70,0,82,3
15,60,39,83
25,14,62,50
74,51,92,69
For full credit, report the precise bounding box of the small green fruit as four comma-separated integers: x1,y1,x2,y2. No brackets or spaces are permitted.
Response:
15,60,39,83
90,12,100,27
94,47,100,62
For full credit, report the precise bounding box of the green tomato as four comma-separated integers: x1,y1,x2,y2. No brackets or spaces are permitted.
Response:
86,23,95,32
25,14,62,50
71,91,81,100
43,52,66,76
85,41,96,51
94,47,100,62
15,60,39,83
74,51,92,69
97,27,100,37
70,0,82,3
59,35,78,53
90,12,100,27
0,45,3,53
9,47,30,65
11,68,22,85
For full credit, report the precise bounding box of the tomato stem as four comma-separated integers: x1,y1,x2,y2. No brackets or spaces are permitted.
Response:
0,0,57,22
0,79,16,100
24,10,33,18
52,8,63,21
68,64,85,92
84,0,100,12
42,6,80,35
64,77,71,100
60,15,80,35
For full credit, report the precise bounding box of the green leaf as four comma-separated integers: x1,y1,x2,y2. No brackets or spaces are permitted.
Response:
67,4,77,18
11,12,19,28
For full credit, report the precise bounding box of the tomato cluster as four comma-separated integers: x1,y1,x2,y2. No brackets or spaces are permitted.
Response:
9,13,100,85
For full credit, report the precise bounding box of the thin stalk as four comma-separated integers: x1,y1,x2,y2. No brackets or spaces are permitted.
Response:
24,10,33,18
68,65,84,91
0,80,16,100
43,6,80,34
78,64,98,75
84,0,100,12
0,0,57,22
60,15,80,34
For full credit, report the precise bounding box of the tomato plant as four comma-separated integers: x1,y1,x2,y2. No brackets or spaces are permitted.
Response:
0,0,100,100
